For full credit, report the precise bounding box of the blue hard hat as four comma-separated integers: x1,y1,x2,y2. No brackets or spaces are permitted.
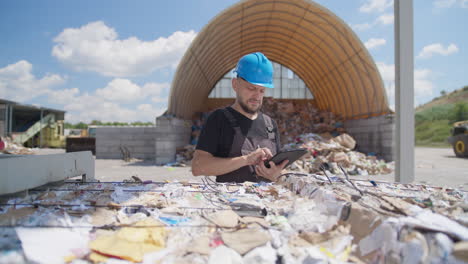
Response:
234,52,274,88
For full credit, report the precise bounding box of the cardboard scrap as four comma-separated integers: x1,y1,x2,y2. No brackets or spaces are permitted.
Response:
0,207,37,225
453,241,468,262
333,134,356,150
187,235,212,255
89,218,166,263
221,228,271,255
204,210,239,228
240,216,270,228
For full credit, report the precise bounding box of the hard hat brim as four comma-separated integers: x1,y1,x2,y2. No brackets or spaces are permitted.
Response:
249,81,274,89
235,72,274,89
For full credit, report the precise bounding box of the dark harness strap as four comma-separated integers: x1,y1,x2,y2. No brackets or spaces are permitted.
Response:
217,108,277,183
262,113,276,140
222,108,276,140
221,108,239,128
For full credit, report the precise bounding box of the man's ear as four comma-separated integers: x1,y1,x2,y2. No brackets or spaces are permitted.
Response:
232,78,239,92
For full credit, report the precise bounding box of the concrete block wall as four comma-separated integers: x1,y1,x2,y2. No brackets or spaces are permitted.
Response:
344,114,395,161
96,126,158,160
154,116,191,165
95,117,191,164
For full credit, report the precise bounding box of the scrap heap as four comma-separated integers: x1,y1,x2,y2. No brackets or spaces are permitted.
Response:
0,137,35,155
262,98,393,175
283,133,394,175
175,145,196,166
261,97,345,144
0,174,467,263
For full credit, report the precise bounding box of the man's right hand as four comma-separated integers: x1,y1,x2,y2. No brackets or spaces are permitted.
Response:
244,148,272,166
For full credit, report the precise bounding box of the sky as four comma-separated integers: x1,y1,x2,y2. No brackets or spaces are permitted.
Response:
0,0,467,123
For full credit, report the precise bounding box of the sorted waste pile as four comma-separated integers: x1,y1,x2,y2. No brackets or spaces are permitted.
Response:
283,133,394,175
261,98,346,144
1,173,467,263
263,98,394,175
0,137,35,155
175,145,196,166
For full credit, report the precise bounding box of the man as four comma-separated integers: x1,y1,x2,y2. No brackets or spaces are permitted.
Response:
192,52,288,183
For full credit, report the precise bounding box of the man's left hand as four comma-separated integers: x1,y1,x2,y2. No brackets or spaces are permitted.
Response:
255,159,289,182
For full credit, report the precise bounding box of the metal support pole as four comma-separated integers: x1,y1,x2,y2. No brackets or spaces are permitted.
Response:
3,105,8,136
395,0,414,183
8,105,13,136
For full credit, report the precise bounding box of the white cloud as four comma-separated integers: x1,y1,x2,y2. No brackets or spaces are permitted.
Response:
151,97,169,103
0,60,167,123
434,0,468,8
352,13,393,31
95,78,143,103
365,38,387,49
0,60,66,102
95,78,169,103
376,62,395,109
142,82,170,98
52,21,197,77
137,104,166,121
376,13,394,25
46,79,168,123
414,69,434,98
434,0,456,8
48,87,79,103
63,97,166,123
359,0,393,13
376,62,435,109
417,43,459,59
352,23,373,31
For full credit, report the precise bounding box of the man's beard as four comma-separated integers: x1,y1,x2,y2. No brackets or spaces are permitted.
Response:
238,97,261,114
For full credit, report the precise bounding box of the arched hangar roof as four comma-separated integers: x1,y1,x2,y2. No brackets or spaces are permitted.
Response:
168,0,390,120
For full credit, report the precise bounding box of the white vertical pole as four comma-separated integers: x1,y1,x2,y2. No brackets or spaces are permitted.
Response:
8,105,13,136
395,0,414,183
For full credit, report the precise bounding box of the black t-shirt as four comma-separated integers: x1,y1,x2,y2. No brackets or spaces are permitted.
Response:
196,107,281,157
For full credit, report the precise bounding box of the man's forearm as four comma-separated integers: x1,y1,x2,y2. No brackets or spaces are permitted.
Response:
192,154,248,176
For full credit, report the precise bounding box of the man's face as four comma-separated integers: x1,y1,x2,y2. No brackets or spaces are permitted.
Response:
232,77,266,114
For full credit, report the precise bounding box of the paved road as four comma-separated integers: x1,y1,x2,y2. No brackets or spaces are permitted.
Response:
414,147,468,189
350,147,468,190
36,147,468,189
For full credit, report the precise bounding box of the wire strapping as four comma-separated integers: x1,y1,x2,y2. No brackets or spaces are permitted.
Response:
27,188,217,193
320,164,334,184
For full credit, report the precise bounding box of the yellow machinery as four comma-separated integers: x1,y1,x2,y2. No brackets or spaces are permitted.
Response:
448,120,468,158
27,120,66,148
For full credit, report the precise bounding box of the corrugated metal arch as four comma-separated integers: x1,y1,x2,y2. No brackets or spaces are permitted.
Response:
168,0,390,120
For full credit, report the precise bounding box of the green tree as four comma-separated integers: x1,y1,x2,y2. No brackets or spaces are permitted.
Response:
131,121,154,126
75,122,88,129
450,102,468,123
90,120,103,126
64,122,74,129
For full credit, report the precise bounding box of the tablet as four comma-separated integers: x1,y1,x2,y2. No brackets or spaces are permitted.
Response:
264,148,308,169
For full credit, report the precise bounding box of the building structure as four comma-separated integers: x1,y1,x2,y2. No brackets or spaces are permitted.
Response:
0,98,65,148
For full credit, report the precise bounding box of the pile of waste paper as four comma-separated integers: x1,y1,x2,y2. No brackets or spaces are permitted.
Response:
0,137,34,155
261,97,346,144
175,145,196,166
283,133,394,175
1,173,467,263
